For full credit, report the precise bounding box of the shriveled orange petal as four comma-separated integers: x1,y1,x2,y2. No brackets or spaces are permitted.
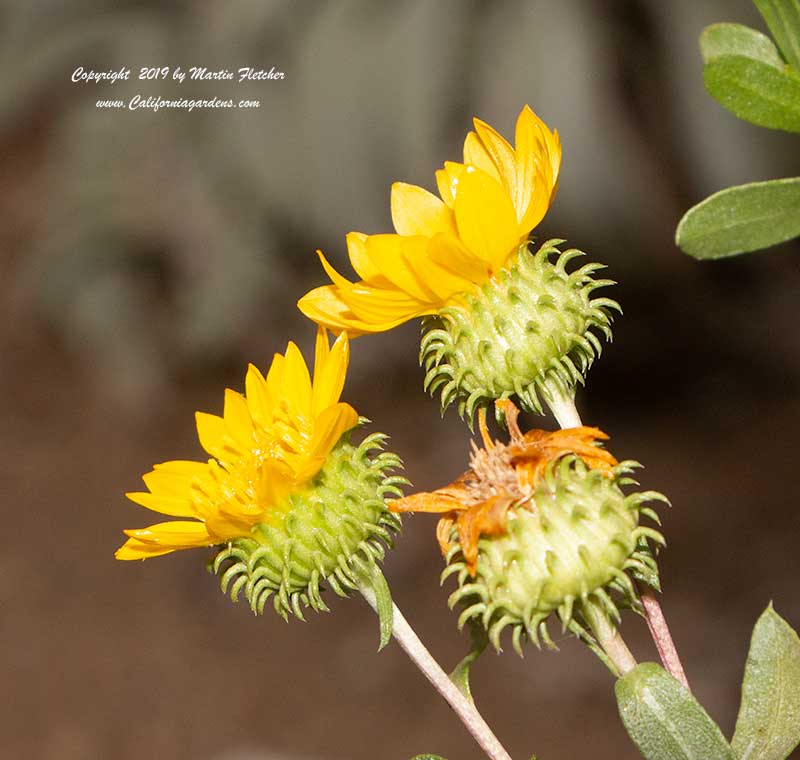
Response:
390,491,466,514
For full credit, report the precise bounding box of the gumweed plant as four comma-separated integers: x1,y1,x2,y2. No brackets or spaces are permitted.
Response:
121,15,800,754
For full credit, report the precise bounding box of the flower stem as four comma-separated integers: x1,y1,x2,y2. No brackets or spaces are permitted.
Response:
360,587,513,760
582,599,637,677
638,585,690,690
542,382,582,428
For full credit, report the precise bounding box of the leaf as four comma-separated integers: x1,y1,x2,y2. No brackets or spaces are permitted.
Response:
615,663,734,760
731,604,800,760
700,23,784,68
754,0,800,69
676,177,800,259
357,564,394,651
449,620,488,703
703,53,800,132
410,756,448,760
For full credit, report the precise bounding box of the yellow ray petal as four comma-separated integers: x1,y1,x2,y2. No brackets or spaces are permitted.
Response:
399,235,476,302
116,519,215,559
390,182,456,237
245,364,272,430
223,388,255,452
473,116,516,193
453,167,521,271
312,329,349,415
295,402,359,482
346,232,392,286
463,131,502,184
195,411,228,460
365,234,439,303
435,161,464,207
282,342,313,421
426,232,490,289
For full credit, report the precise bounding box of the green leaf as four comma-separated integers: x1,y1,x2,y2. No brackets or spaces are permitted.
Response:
676,177,800,259
615,663,734,760
410,756,447,760
700,23,784,67
754,0,800,69
357,564,394,651
703,53,800,132
449,620,488,703
731,604,800,760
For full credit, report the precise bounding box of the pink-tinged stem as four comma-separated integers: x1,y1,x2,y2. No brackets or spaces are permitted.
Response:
639,586,690,690
361,588,513,760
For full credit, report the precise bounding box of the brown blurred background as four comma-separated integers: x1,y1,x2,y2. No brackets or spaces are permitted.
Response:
2,1,799,758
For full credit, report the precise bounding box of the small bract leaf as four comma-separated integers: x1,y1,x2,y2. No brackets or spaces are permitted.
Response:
754,0,800,69
703,54,800,132
449,620,489,703
676,177,800,259
700,23,784,67
615,663,734,760
731,604,800,760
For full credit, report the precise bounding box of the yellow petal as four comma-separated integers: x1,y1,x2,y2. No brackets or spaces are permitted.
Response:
463,132,502,184
453,167,521,272
195,411,227,459
427,232,491,286
398,235,475,302
435,161,464,207
473,116,516,193
365,234,438,302
296,402,359,481
346,232,392,286
298,285,372,335
312,329,349,415
390,182,456,237
223,388,254,452
245,364,272,429
116,520,215,559
282,342,313,420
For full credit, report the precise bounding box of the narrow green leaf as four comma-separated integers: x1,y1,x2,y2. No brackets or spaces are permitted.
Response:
700,23,784,67
676,177,800,259
410,755,447,760
703,54,800,132
731,604,800,760
449,620,488,702
616,663,734,760
754,0,800,69
358,564,394,651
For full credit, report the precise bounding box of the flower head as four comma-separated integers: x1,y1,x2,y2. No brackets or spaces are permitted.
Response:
117,329,405,621
298,105,561,335
392,400,665,654
298,107,617,423
117,328,358,559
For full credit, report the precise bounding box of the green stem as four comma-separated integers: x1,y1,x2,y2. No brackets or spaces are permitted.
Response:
582,599,637,678
360,587,513,760
542,381,581,428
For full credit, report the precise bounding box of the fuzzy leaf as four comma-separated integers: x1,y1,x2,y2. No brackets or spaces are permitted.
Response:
703,52,800,132
357,564,394,651
700,23,784,67
676,177,800,259
616,663,734,760
731,604,800,760
754,0,800,69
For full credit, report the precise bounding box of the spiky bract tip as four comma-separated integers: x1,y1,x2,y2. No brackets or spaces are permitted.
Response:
210,432,405,621
421,239,619,425
443,456,665,656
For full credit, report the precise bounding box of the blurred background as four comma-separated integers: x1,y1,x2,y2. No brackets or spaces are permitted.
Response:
2,0,799,758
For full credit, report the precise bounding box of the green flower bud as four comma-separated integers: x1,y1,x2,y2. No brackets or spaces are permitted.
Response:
420,239,619,423
212,431,405,620
443,455,665,656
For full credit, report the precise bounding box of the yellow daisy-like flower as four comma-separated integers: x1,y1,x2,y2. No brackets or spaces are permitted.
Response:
298,105,561,334
116,329,358,560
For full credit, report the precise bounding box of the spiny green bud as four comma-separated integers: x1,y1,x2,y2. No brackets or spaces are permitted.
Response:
212,431,405,621
420,239,619,423
442,455,665,656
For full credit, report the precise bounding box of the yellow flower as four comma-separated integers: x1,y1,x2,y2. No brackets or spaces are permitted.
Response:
116,329,358,560
298,105,561,334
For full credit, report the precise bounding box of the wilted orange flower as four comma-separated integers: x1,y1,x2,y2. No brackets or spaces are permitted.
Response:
298,105,561,335
390,400,617,574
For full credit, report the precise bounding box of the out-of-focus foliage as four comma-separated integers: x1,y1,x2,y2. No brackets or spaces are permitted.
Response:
677,1,800,259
